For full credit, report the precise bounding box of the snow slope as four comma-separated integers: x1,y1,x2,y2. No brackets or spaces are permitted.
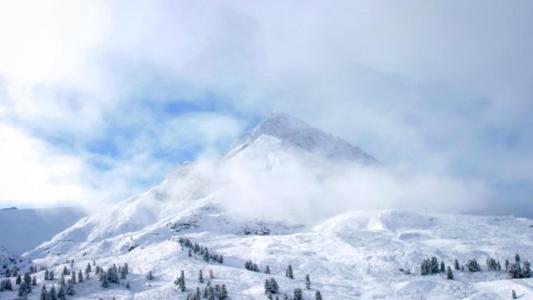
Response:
0,207,85,255
2,114,532,299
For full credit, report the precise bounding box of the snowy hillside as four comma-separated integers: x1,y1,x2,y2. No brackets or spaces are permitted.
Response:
1,114,532,299
0,207,85,254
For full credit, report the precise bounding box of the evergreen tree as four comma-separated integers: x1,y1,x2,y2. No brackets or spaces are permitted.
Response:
48,285,57,300
515,254,521,263
430,257,439,273
78,270,84,283
57,285,66,300
175,270,186,292
315,290,322,300
32,275,37,286
199,270,204,283
218,284,228,299
522,261,531,278
196,286,201,299
101,273,109,288
59,274,65,286
49,270,54,281
293,288,303,300
71,270,77,284
265,265,271,274
505,259,510,271
440,261,445,273
264,279,272,295
62,266,68,276
66,281,75,296
86,263,91,274
285,265,294,279
508,262,522,279
305,274,311,289
146,271,154,281
45,269,50,281
466,259,481,272
270,278,279,294
39,285,48,300
446,266,454,280
126,281,131,289
512,289,518,299
486,258,498,271
454,259,460,270
16,274,22,285
209,269,214,279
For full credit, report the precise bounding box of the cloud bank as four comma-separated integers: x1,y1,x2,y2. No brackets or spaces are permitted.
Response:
0,0,532,215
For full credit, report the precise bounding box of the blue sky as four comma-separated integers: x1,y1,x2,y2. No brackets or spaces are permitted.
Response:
0,0,532,216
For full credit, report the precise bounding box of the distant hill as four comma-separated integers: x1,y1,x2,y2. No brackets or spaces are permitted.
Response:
0,206,85,255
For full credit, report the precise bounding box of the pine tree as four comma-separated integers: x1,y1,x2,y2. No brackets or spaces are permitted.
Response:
48,285,57,300
285,265,294,279
265,265,271,274
71,270,77,284
126,281,131,289
86,263,91,274
270,278,279,294
101,273,109,288
196,286,201,299
209,269,214,279
515,254,521,263
315,290,322,300
175,270,186,292
45,269,50,281
264,279,272,295
219,284,228,299
446,266,454,280
146,271,154,281
66,281,75,296
57,285,66,300
199,270,204,283
522,261,531,278
32,275,37,286
78,270,84,283
293,288,303,300
512,289,518,299
505,259,510,270
305,274,311,289
454,259,460,270
440,261,445,273
40,285,47,300
466,259,481,272
508,262,522,279
62,266,68,276
16,274,22,285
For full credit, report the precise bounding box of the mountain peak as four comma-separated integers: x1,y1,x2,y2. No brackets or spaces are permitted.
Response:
229,113,376,163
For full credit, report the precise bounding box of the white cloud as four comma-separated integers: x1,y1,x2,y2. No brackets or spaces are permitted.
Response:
0,124,96,207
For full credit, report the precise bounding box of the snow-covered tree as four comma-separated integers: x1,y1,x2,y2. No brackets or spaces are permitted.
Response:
315,290,322,300
126,281,131,289
265,265,271,274
32,275,37,286
57,285,66,300
512,289,518,299
78,270,84,283
446,266,454,280
454,259,460,270
101,272,109,288
285,265,294,279
39,285,47,300
508,262,522,279
48,285,57,300
440,261,445,273
515,254,521,263
305,274,311,289
522,261,531,278
62,267,68,276
466,259,481,272
293,288,303,300
16,274,22,285
146,271,154,281
198,270,204,283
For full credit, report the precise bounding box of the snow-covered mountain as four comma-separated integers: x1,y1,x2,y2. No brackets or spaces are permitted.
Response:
0,207,85,255
1,114,532,299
